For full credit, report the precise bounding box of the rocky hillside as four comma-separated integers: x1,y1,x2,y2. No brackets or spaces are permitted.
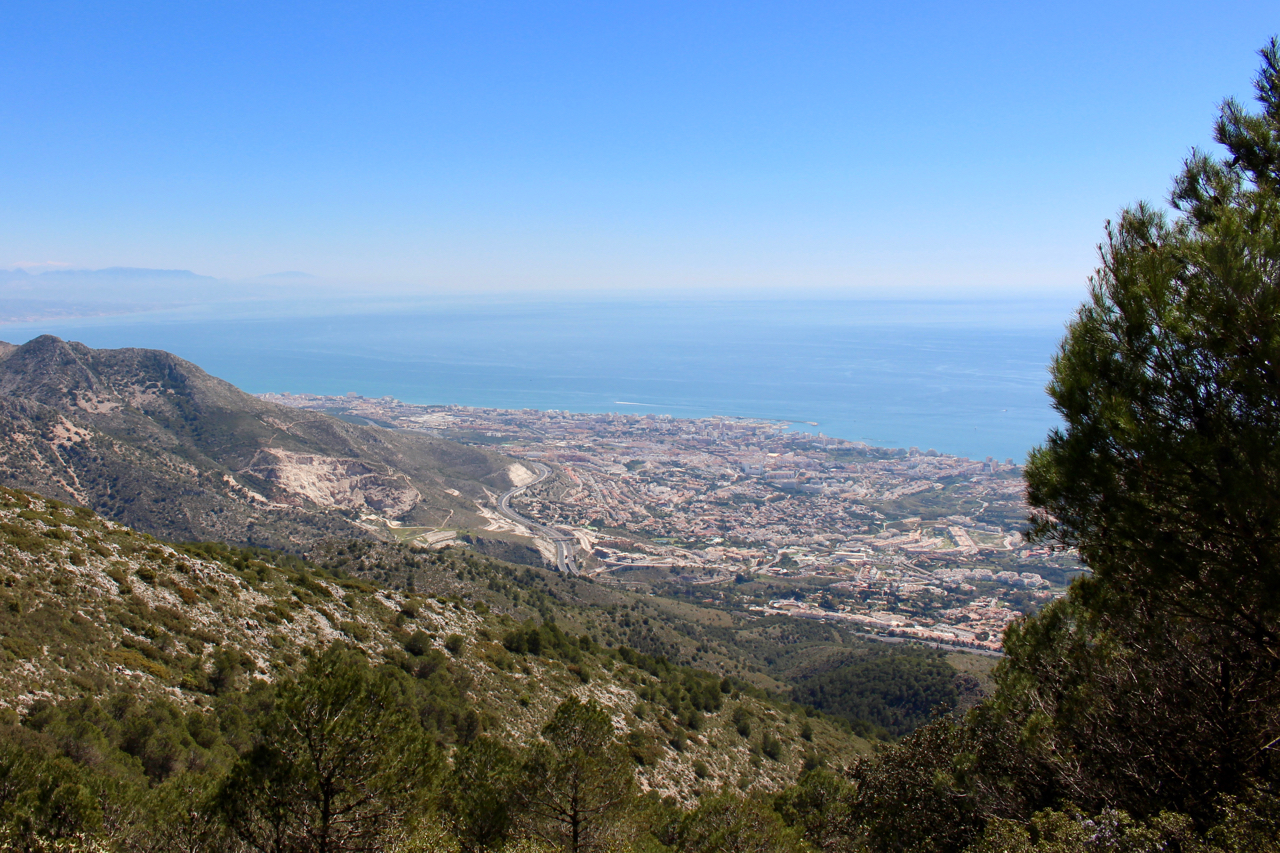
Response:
0,487,867,801
0,335,517,549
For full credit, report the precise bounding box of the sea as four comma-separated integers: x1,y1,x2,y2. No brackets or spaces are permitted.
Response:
0,295,1081,463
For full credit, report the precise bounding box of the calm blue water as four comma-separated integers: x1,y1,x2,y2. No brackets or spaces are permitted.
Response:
0,296,1079,462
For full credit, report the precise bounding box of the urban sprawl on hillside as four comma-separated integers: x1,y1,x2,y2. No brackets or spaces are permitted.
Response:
263,392,1078,651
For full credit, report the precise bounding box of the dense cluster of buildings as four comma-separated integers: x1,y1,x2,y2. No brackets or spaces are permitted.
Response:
262,393,1074,650
757,594,1023,651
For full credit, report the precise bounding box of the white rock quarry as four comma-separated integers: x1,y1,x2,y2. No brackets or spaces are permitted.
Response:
241,448,420,516
506,462,538,488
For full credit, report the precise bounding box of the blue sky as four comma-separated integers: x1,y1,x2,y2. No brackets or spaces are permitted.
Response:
3,2,1277,296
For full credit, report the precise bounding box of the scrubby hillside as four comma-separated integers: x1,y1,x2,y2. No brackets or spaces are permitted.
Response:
0,487,865,803
306,536,986,736
0,335,516,549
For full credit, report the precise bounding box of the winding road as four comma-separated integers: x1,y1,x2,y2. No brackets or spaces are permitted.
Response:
496,462,579,574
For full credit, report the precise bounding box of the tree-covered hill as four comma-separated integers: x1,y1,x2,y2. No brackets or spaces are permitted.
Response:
789,648,958,738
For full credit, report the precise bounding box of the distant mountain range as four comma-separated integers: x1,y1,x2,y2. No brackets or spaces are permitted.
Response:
0,266,329,322
1,266,215,280
0,335,517,549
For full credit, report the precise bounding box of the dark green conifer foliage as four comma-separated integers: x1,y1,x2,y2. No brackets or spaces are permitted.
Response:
774,768,859,853
818,42,1280,853
445,736,521,853
0,738,102,850
1026,38,1280,648
675,791,808,853
217,647,439,853
1013,37,1280,820
518,697,635,853
790,648,957,738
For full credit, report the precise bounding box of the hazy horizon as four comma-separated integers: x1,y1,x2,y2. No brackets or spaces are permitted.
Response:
0,262,1087,331
4,4,1278,300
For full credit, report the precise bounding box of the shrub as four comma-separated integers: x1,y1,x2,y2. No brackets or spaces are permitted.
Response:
404,630,432,657
339,620,370,641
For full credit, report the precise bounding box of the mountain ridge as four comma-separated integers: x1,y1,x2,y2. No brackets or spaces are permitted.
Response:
0,335,519,550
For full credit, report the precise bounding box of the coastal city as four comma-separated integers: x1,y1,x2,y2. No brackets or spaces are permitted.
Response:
262,393,1079,650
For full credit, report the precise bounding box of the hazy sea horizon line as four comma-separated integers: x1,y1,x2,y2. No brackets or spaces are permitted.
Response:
0,294,1078,462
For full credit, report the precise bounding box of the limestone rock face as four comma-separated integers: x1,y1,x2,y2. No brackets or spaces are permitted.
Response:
244,448,421,516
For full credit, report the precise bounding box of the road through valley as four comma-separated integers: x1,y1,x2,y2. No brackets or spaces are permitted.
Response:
496,462,578,574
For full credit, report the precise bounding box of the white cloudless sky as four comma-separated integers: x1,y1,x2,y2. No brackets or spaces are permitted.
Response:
2,1,1278,297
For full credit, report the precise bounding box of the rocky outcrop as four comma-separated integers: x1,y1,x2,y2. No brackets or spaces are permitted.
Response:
242,448,421,515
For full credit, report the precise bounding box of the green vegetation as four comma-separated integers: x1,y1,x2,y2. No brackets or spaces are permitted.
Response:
0,661,849,852
0,483,875,850
306,536,983,708
218,647,441,852
10,42,1280,852
519,697,636,851
791,648,958,738
773,41,1280,853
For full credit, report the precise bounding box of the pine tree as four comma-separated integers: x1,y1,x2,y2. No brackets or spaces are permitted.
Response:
517,697,635,853
1009,37,1280,820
